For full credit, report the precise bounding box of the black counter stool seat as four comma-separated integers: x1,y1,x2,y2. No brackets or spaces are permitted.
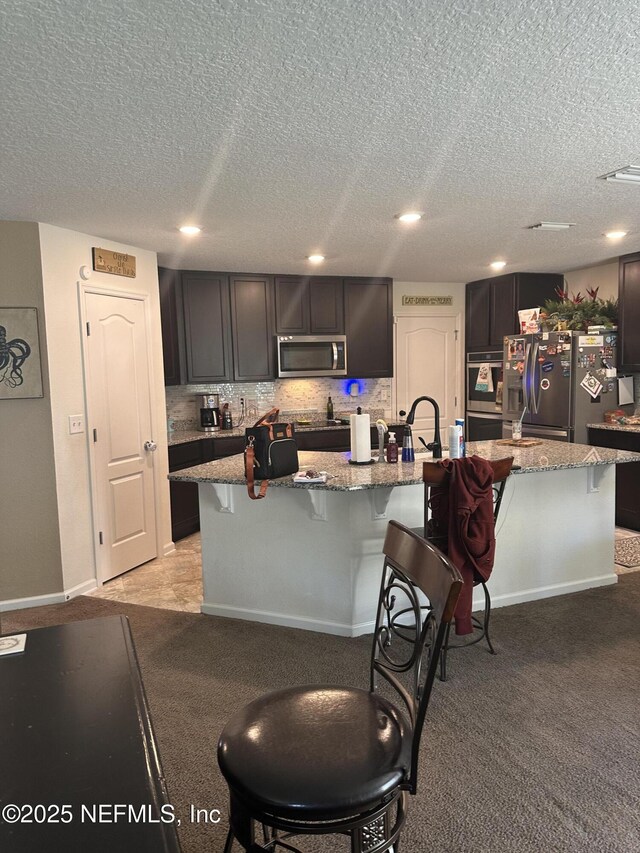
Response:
217,520,463,852
219,685,411,819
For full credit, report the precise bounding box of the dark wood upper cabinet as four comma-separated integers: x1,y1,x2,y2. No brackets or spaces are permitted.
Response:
465,280,492,350
309,277,344,334
161,267,390,384
182,272,233,382
230,274,275,381
274,276,309,334
619,252,640,371
158,267,184,385
275,276,344,335
344,277,393,377
465,273,563,350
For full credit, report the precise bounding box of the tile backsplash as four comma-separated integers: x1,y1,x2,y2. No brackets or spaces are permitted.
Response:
166,377,393,429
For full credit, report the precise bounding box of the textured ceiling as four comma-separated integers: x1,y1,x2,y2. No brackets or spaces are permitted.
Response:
2,0,640,281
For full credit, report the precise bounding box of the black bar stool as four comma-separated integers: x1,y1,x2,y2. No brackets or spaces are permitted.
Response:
421,456,514,681
217,521,463,852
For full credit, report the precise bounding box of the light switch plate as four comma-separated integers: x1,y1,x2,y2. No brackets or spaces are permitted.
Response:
69,414,85,434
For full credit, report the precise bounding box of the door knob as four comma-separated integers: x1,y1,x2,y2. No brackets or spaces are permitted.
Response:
144,440,157,452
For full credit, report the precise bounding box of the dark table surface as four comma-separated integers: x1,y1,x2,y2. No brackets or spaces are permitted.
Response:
0,615,181,852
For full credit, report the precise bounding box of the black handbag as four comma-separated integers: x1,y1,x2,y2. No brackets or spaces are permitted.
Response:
245,408,299,500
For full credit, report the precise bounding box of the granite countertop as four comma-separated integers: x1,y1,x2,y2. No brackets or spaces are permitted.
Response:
168,440,640,491
587,422,640,433
168,428,244,445
168,421,369,446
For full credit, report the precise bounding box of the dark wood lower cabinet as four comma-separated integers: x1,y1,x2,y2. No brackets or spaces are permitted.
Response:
169,480,201,541
169,436,247,541
168,439,213,542
588,428,640,531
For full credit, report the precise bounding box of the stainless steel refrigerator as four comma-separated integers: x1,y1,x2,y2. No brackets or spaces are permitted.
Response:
502,330,618,443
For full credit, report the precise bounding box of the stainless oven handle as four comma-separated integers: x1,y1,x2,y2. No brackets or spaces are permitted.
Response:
466,412,503,420
332,342,338,369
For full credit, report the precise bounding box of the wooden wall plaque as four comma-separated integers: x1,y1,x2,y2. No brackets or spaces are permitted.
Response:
402,295,452,306
92,248,136,278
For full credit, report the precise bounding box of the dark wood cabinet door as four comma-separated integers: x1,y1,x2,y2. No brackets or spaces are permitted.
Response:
344,278,393,377
168,440,204,541
588,427,640,530
309,277,344,334
619,253,640,371
465,281,491,349
489,275,516,348
182,272,233,382
466,273,564,351
275,276,310,334
230,274,275,381
515,273,563,316
169,481,200,541
212,435,245,457
158,268,184,385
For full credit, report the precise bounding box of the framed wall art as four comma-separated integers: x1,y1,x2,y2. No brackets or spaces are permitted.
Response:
0,307,43,399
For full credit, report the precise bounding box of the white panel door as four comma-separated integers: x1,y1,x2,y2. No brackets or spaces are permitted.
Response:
394,315,460,448
85,291,157,581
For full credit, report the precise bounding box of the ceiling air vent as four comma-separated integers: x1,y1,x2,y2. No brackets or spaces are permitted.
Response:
599,165,640,185
528,222,576,231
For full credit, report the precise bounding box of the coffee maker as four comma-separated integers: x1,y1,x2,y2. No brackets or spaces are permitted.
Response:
199,394,221,432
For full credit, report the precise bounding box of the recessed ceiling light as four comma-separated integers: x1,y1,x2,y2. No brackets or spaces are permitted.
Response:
307,254,325,264
529,222,576,231
490,261,506,270
599,165,640,184
395,212,423,223
179,225,201,235
605,230,627,239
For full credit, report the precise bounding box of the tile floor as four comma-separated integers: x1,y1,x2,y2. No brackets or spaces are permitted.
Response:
90,528,640,612
91,533,203,612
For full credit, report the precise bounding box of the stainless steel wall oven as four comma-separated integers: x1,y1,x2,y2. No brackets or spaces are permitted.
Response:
466,350,503,441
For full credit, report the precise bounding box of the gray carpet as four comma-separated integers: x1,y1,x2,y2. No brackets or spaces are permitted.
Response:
3,574,640,853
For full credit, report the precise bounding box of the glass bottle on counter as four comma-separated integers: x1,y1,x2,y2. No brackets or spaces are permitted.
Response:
386,432,398,463
326,395,334,420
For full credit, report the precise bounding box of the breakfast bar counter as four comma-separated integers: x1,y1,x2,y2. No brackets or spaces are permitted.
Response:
170,441,640,636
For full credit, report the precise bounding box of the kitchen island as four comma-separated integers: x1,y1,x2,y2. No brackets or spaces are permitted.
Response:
170,440,640,636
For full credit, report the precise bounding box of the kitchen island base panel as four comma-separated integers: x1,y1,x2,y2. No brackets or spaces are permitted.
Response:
199,481,423,637
198,465,617,636
488,466,617,607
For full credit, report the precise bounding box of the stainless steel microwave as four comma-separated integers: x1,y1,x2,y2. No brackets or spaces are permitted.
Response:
276,335,347,378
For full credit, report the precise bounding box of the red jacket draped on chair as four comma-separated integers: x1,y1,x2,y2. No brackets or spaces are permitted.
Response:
428,456,496,635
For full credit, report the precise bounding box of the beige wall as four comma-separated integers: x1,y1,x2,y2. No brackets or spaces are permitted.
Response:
563,261,618,302
1,221,171,609
38,224,173,595
0,222,64,601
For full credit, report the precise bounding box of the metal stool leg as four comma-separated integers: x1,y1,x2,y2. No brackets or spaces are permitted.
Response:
439,621,452,682
481,582,497,655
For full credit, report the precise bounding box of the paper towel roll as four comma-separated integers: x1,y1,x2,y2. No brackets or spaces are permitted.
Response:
350,412,372,463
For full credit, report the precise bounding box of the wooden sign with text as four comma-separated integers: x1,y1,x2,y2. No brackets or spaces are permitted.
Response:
92,248,136,278
402,295,452,306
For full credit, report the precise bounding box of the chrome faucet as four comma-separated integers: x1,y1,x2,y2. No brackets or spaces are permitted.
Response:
399,396,442,459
